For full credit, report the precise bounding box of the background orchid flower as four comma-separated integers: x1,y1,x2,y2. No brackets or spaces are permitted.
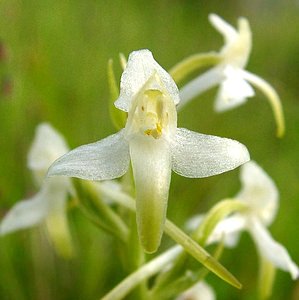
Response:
0,123,74,258
176,281,216,300
178,14,285,137
208,161,299,280
48,49,250,253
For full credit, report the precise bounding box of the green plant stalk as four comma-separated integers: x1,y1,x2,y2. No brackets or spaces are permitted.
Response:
169,52,221,84
153,199,246,289
101,246,181,300
152,241,224,299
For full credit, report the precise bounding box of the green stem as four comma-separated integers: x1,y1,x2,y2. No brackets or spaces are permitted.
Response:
164,220,241,289
101,246,181,300
169,52,221,84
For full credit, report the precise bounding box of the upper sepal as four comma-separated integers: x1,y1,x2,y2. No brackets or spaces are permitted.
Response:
114,49,180,112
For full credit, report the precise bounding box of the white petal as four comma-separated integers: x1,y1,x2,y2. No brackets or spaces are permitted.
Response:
209,14,238,45
0,187,50,235
248,218,299,280
214,66,255,112
48,129,130,181
28,123,69,173
177,281,216,300
178,66,224,110
115,49,180,112
130,135,172,253
210,15,251,68
171,128,250,178
207,215,246,247
237,161,279,226
0,177,71,235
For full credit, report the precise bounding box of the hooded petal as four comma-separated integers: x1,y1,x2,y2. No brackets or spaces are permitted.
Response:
48,129,130,181
130,135,172,253
214,66,255,112
171,128,250,178
248,217,299,280
114,49,180,112
237,161,279,226
0,186,50,235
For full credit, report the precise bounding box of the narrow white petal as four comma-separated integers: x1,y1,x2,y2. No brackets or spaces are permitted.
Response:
28,123,69,172
237,161,279,226
171,128,250,178
177,281,216,300
0,188,49,235
207,215,246,247
130,135,172,253
48,129,130,181
209,14,238,45
249,218,299,280
214,66,254,112
178,66,224,110
115,49,180,112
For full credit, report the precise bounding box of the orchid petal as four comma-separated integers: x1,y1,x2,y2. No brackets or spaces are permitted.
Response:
48,129,130,181
171,128,250,178
115,49,180,112
210,14,251,68
214,66,254,112
177,281,216,300
237,161,279,226
0,186,50,235
207,215,246,247
248,217,299,280
209,14,238,45
178,66,224,110
130,135,172,253
28,123,69,183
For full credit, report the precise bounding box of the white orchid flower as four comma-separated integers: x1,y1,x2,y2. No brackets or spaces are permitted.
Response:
0,123,74,257
48,49,250,253
209,161,299,279
178,14,284,137
176,281,216,300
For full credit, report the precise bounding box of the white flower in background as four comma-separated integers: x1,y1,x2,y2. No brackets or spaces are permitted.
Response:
179,13,252,111
178,14,284,137
176,281,216,300
0,123,74,257
48,49,250,253
209,161,299,279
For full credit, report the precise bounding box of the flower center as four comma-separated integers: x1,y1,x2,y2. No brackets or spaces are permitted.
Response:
125,74,177,140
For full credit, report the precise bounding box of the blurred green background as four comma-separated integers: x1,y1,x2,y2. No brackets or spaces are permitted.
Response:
0,0,299,299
